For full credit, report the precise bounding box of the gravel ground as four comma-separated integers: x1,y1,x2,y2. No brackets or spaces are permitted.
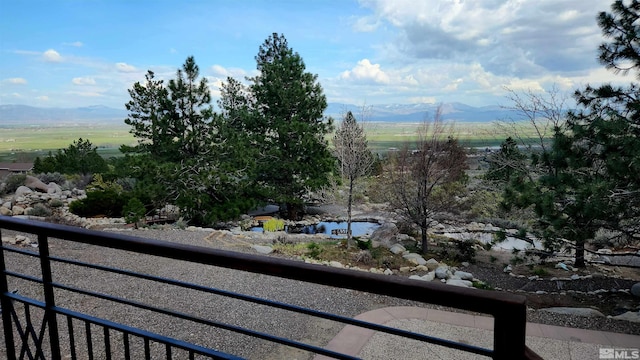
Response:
1,227,639,360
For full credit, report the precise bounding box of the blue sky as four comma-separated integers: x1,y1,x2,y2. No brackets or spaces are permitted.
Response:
0,0,626,109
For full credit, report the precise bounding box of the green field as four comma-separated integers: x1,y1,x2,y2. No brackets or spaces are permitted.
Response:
0,121,538,162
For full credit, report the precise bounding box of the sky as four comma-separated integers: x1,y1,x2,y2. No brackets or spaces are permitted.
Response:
0,0,629,110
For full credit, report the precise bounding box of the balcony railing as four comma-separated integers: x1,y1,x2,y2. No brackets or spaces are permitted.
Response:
0,216,539,359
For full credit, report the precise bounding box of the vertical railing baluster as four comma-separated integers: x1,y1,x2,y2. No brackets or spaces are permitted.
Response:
123,332,130,360
165,343,172,359
37,233,61,360
104,326,112,360
144,338,151,360
67,316,77,360
0,230,17,360
86,321,93,360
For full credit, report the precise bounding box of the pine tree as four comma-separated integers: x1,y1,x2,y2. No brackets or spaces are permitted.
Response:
249,33,334,219
333,111,374,245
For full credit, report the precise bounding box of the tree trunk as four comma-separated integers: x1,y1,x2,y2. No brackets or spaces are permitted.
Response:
421,219,428,255
347,176,354,247
574,238,586,268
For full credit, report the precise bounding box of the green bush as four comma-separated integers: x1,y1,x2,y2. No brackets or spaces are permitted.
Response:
263,218,285,232
49,199,64,208
123,197,146,227
27,203,52,217
3,174,26,194
307,242,321,259
69,189,128,217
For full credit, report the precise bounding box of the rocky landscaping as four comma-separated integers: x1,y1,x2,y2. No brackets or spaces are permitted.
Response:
1,175,640,333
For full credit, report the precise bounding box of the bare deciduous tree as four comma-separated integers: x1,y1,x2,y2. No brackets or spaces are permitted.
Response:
333,110,374,245
383,107,468,254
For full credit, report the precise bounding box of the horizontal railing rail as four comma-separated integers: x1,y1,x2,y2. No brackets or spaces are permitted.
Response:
0,216,537,359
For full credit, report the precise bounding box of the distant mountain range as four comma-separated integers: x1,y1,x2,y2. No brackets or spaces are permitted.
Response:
0,102,514,126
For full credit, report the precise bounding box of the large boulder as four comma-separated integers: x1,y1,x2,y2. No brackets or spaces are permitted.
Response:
14,186,33,198
24,176,49,193
47,182,62,194
631,283,640,298
0,207,12,216
370,223,399,248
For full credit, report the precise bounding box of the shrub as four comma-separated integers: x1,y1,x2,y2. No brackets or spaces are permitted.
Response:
531,267,549,277
49,199,64,208
37,172,66,186
263,218,285,232
69,189,127,217
123,197,146,228
3,174,26,194
27,203,52,217
307,242,321,259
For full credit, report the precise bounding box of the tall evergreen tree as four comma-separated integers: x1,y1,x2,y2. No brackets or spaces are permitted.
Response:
124,70,175,160
502,0,640,267
249,33,334,219
167,56,214,158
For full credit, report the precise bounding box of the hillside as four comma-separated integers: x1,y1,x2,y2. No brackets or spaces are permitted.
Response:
0,102,515,126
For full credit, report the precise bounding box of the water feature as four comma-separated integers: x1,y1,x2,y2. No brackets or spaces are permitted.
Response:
252,221,380,238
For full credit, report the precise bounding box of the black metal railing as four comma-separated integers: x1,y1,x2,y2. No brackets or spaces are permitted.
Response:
0,216,538,359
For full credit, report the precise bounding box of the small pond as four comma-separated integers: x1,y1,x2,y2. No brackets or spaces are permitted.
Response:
251,221,380,238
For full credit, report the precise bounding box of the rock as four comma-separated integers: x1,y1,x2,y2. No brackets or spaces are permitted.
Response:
399,267,411,273
0,207,12,216
369,223,399,248
2,201,11,208
611,311,640,323
596,248,613,255
409,275,425,281
389,243,406,254
461,262,470,268
631,283,640,297
540,307,605,317
570,274,581,280
453,271,474,281
383,269,393,275
435,266,450,280
47,182,62,194
14,186,33,198
402,253,427,265
250,245,273,255
24,176,49,192
503,265,512,273
555,262,570,271
329,261,344,268
11,206,25,216
446,279,473,287
528,275,539,281
425,258,439,270
421,271,435,281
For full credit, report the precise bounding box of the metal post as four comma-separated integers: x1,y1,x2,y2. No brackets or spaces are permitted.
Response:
38,233,61,360
0,228,17,360
493,303,527,360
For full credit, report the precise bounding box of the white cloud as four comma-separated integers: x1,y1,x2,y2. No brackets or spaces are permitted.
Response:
36,95,49,101
340,59,390,84
63,41,83,47
351,15,380,32
116,62,137,73
72,77,96,85
43,49,62,62
210,64,248,78
357,0,606,76
407,96,436,104
68,91,104,97
3,77,27,85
